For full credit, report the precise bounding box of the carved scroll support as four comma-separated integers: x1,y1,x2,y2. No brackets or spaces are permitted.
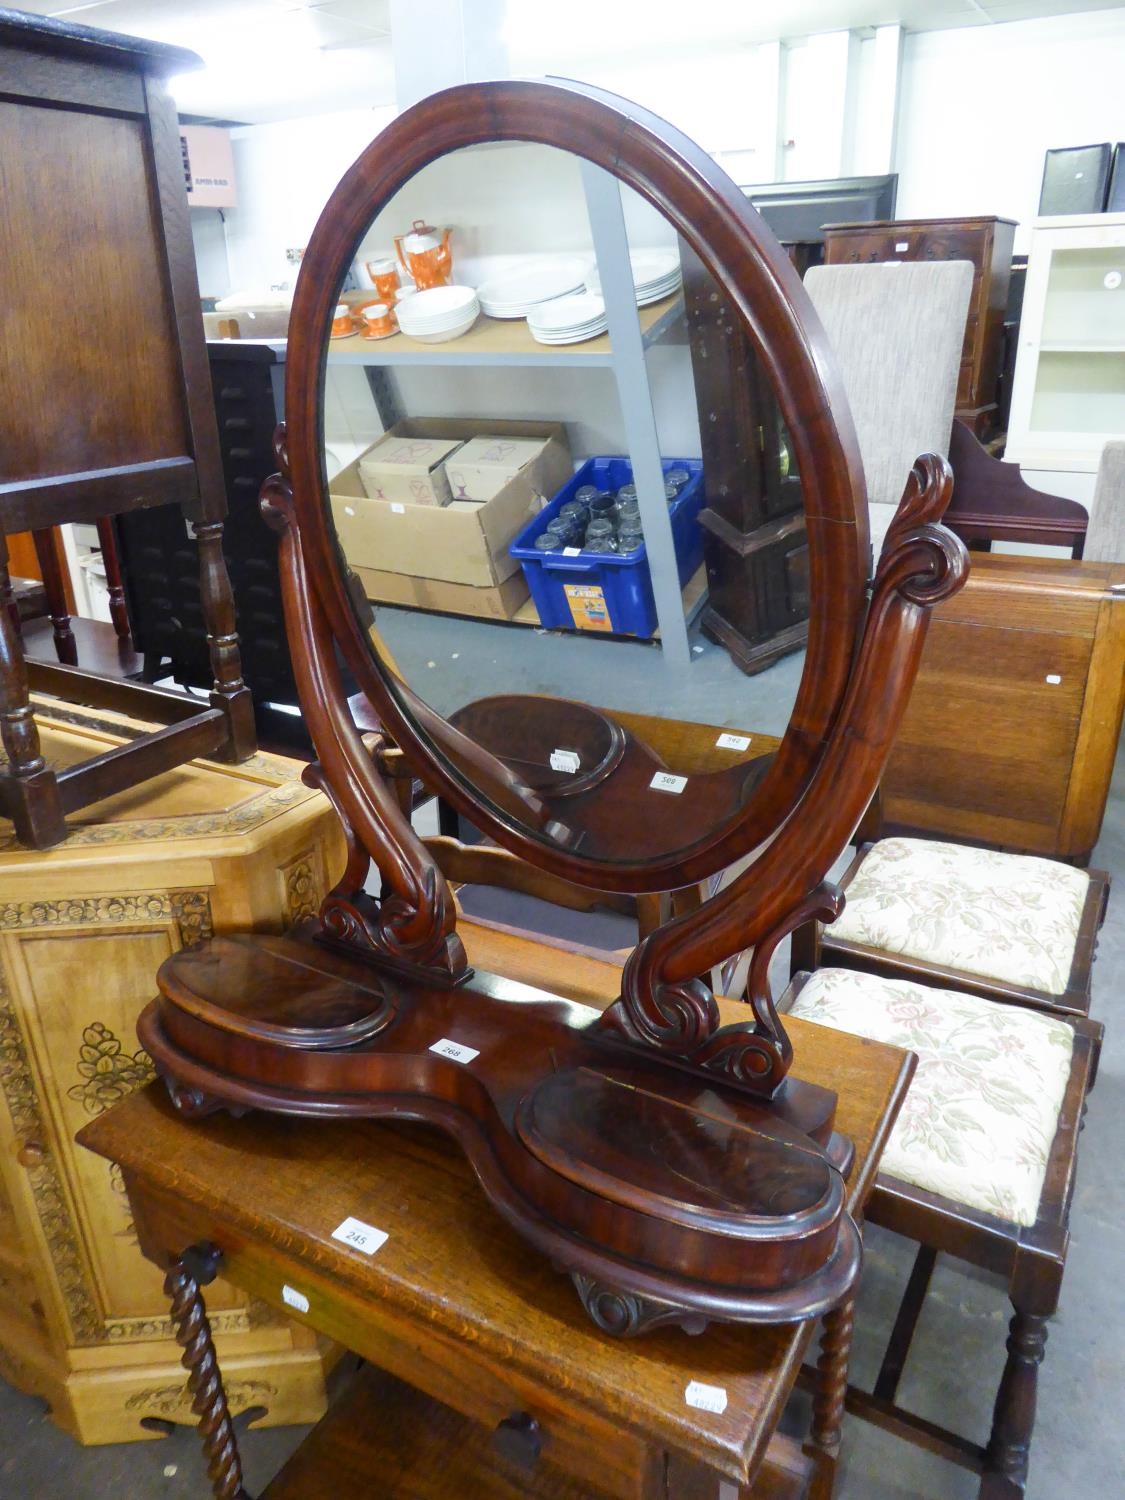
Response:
599,456,969,1090
262,427,468,986
164,1242,250,1500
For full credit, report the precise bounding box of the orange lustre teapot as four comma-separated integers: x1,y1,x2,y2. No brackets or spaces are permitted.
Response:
394,219,453,290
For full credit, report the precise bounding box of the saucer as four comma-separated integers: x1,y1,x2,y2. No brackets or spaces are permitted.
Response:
361,326,398,341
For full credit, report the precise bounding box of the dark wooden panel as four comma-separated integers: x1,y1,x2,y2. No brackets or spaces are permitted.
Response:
0,102,189,487
0,48,144,112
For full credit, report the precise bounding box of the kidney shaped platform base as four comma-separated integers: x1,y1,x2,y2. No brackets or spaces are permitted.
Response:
140,932,860,1334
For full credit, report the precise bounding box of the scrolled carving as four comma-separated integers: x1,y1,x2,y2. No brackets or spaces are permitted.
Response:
570,1273,709,1338
598,972,719,1053
871,453,969,607
687,883,845,1093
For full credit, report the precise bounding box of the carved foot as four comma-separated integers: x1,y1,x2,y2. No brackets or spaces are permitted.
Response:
981,1310,1049,1498
570,1272,709,1337
164,1243,250,1500
162,1074,249,1120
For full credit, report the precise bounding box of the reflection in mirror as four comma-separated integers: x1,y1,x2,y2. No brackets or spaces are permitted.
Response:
320,140,808,866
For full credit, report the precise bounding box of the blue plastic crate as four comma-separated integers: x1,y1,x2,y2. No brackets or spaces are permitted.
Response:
509,456,704,638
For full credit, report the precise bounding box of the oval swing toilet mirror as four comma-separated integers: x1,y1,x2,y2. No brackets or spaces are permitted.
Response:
285,78,874,894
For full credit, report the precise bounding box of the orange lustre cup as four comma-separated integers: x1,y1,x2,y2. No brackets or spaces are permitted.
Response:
361,302,397,338
330,303,354,337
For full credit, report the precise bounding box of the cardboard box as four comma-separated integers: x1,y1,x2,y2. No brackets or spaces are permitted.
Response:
444,435,553,502
330,419,572,589
357,432,464,507
352,564,530,622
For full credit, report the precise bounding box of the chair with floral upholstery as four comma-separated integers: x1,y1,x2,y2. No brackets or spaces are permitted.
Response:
779,964,1103,1500
792,836,1109,1026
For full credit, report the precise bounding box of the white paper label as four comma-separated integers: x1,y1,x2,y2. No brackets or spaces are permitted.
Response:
562,546,581,557
715,732,751,752
895,240,909,252
685,1380,728,1414
650,771,688,795
550,748,581,773
390,502,406,514
429,1038,480,1064
1045,673,1062,684
281,1284,309,1313
331,1216,389,1255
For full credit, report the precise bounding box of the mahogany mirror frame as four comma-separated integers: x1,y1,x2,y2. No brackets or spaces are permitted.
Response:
281,77,873,894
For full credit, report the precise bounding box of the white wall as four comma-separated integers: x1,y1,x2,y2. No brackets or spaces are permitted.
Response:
895,8,1125,252
218,105,397,295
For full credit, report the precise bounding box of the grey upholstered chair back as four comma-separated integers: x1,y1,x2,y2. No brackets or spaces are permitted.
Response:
1083,441,1125,563
804,261,973,547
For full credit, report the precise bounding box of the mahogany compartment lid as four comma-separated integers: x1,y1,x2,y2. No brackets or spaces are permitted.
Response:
157,934,395,1049
516,1066,843,1238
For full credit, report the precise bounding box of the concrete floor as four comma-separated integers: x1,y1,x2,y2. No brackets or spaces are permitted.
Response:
2,619,1123,1498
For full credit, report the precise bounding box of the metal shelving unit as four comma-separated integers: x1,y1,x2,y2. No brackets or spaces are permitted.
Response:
324,160,697,670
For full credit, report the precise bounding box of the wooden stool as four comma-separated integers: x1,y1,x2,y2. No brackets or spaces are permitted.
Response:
795,836,1109,1022
781,966,1102,1500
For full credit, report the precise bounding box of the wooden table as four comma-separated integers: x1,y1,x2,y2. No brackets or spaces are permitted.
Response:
78,921,913,1500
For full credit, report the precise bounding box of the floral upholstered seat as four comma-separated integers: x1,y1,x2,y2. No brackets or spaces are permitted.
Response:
787,967,1075,1226
829,837,1091,995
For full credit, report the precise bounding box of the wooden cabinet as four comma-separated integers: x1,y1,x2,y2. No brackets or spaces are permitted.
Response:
0,8,255,850
881,554,1125,862
680,243,810,675
823,216,1016,436
0,698,346,1443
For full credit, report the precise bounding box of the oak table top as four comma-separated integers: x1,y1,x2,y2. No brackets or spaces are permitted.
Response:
78,922,914,1499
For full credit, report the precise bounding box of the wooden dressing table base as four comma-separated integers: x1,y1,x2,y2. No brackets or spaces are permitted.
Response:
79,922,914,1500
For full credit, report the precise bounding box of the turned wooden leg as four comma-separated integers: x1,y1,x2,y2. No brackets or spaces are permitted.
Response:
192,517,256,760
980,1309,1049,1499
804,1299,855,1500
95,517,132,642
0,544,66,848
164,1241,250,1500
1,560,20,635
31,527,77,666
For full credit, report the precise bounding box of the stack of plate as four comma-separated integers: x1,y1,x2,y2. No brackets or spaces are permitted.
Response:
395,285,479,343
476,257,588,319
527,292,607,346
584,248,683,307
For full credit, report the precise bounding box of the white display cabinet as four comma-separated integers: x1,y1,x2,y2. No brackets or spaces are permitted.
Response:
1006,213,1125,506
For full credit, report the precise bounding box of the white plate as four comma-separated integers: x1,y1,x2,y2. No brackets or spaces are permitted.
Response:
476,258,589,317
529,320,608,345
527,292,606,333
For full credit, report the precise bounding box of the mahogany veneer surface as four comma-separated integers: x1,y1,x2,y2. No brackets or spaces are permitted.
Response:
80,922,913,1493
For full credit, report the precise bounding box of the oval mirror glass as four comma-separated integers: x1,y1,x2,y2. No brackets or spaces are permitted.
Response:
294,85,867,887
